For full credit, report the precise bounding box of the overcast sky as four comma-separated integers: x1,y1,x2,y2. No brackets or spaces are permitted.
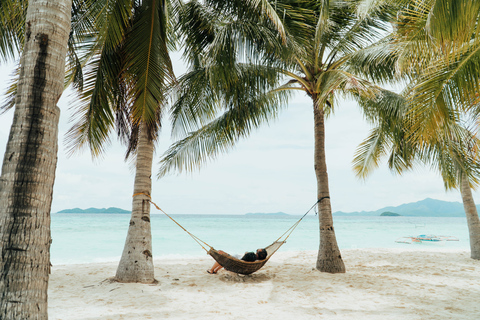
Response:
0,57,474,215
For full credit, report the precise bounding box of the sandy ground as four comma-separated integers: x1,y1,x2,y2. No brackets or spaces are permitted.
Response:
48,249,480,320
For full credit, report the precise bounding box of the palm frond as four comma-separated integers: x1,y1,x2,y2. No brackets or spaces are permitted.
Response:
343,35,403,84
159,88,289,177
315,69,380,107
324,0,395,66
352,127,389,178
248,0,287,43
65,49,123,157
0,0,26,60
353,87,415,177
0,65,19,114
170,61,282,138
427,0,480,45
417,122,480,190
95,0,133,53
204,0,288,43
405,44,480,141
124,0,174,131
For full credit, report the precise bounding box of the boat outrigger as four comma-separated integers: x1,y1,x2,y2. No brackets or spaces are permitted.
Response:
395,234,459,244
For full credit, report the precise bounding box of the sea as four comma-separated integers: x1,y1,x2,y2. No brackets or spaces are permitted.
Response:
51,213,471,265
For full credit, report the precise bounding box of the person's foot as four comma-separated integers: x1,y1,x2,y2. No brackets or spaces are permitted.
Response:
207,270,216,274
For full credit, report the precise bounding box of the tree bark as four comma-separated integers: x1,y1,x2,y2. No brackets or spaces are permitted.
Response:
0,0,72,318
312,98,346,273
115,123,155,283
459,174,480,260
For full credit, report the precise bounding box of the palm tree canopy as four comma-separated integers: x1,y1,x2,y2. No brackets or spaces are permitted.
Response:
353,0,480,191
391,0,480,143
0,0,101,111
158,0,404,177
353,90,480,191
65,0,178,159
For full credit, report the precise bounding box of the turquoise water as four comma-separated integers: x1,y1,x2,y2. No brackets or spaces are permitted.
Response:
51,213,470,265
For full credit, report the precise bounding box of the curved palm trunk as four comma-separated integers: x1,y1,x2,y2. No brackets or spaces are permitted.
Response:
0,0,71,318
459,174,480,259
115,123,155,283
312,99,346,273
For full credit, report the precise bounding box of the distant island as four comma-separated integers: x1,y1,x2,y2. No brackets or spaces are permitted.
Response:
333,198,469,217
380,211,401,216
57,207,130,214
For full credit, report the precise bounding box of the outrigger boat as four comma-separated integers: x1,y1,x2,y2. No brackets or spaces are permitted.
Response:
395,234,459,244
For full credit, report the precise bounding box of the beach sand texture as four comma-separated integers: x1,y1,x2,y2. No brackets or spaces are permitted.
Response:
48,249,479,319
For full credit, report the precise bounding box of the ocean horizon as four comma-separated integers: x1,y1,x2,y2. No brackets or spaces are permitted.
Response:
51,213,470,265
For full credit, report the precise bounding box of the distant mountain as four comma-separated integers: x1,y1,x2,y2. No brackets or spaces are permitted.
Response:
57,207,130,214
333,198,469,217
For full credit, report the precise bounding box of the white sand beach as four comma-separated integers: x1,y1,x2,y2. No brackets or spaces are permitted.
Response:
48,249,479,320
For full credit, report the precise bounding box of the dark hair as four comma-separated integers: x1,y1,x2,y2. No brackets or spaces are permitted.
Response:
241,252,257,262
257,248,267,260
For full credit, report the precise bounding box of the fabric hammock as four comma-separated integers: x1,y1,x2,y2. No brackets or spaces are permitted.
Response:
208,241,286,275
136,193,320,275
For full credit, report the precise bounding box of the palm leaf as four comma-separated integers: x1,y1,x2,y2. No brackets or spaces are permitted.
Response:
125,0,174,127
0,0,26,59
159,88,289,177
65,49,123,157
352,127,390,178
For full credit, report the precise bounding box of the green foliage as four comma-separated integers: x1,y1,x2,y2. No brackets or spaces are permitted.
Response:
353,0,480,192
0,0,26,60
159,0,404,177
66,0,176,159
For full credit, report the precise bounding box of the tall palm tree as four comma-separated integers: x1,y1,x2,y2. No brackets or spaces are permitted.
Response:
384,0,480,259
159,0,402,273
66,0,175,283
353,92,480,259
352,0,480,257
0,0,72,318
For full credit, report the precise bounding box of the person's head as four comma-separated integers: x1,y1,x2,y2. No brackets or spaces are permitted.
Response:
256,248,267,260
242,252,257,262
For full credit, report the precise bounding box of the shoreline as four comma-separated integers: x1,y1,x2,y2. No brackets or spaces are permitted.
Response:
48,248,479,319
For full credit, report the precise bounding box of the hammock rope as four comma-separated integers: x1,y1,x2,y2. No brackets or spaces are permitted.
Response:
132,193,211,253
272,198,320,244
133,193,320,274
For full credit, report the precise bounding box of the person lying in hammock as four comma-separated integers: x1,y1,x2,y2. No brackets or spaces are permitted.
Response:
207,248,268,274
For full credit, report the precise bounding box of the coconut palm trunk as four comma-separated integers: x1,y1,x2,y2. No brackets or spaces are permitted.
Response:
459,173,480,259
312,98,346,273
115,123,155,283
0,0,71,318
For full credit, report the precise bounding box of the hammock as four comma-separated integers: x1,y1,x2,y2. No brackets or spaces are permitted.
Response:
208,241,285,275
136,193,320,275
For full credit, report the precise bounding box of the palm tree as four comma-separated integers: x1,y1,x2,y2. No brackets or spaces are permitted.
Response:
353,92,480,259
66,0,175,283
352,0,480,256
0,0,72,318
159,0,402,273
388,0,480,259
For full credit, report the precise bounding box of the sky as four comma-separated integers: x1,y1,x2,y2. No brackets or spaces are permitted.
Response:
0,57,475,215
